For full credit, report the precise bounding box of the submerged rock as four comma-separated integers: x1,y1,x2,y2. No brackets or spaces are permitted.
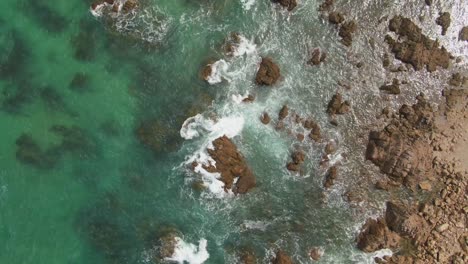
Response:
386,16,451,72
379,78,401,95
255,58,281,86
459,26,468,41
328,12,344,25
272,0,297,11
69,72,91,92
15,134,57,169
272,250,293,264
205,136,256,194
339,20,357,46
324,166,337,188
286,150,306,172
436,12,451,36
318,0,334,12
327,93,351,115
136,120,180,154
278,105,289,120
308,48,327,66
304,119,322,142
260,112,271,124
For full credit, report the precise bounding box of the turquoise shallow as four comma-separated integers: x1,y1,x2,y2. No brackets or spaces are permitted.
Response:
1,0,466,263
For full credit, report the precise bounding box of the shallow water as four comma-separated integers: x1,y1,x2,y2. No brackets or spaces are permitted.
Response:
0,0,467,263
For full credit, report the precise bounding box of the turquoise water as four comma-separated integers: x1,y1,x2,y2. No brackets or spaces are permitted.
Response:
1,0,467,263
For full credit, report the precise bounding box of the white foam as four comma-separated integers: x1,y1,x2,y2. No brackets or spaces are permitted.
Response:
165,237,210,264
240,0,256,11
231,35,256,57
242,220,270,231
231,92,251,104
181,115,245,197
206,60,230,84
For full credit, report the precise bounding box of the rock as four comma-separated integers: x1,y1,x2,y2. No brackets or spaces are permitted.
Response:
304,119,322,142
272,0,297,11
339,20,357,46
261,112,271,124
15,134,57,169
308,48,326,66
436,223,449,232
279,105,289,120
256,58,281,86
425,0,432,6
205,136,256,194
419,181,432,191
327,93,351,115
287,150,306,172
325,141,337,155
272,250,293,264
318,0,334,12
357,218,401,253
241,250,257,264
459,26,468,41
448,73,467,87
296,133,305,142
309,247,323,261
324,166,337,188
201,64,212,81
159,232,177,259
379,78,401,95
386,16,451,72
328,12,344,25
242,94,255,103
436,12,451,36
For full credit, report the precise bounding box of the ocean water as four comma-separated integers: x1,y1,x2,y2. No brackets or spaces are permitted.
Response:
0,0,467,264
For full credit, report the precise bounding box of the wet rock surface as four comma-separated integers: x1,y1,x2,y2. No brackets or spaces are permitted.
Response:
339,20,357,47
272,0,297,11
323,165,337,188
386,16,452,72
272,250,293,264
357,218,401,253
436,12,451,36
260,112,271,124
286,150,306,172
327,93,351,115
379,78,401,95
255,57,281,86
308,48,327,66
204,136,256,194
459,26,468,41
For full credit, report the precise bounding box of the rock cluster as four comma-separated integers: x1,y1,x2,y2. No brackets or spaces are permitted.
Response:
327,93,351,115
256,58,281,86
286,150,306,172
308,48,327,66
385,16,452,72
202,136,256,194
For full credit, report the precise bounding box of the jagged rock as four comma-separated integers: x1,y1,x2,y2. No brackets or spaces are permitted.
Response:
357,218,401,253
272,250,293,264
201,64,212,81
304,119,322,142
386,16,451,72
324,166,337,188
327,93,351,115
279,105,289,120
287,150,306,172
339,20,357,46
380,78,401,95
328,12,344,24
242,95,255,103
272,0,297,11
205,136,256,194
261,112,271,124
436,12,451,36
318,0,334,12
308,48,326,66
256,58,281,86
459,26,468,41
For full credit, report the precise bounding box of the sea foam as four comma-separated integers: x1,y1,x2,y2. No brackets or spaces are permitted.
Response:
165,237,209,264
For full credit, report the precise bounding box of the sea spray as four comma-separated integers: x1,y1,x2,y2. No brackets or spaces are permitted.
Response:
165,237,210,264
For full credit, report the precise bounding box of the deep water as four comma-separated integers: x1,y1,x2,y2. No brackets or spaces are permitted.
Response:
1,0,467,263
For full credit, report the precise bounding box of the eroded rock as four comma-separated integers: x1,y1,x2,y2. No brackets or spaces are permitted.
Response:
256,58,281,86
327,93,351,115
272,0,297,11
436,12,451,36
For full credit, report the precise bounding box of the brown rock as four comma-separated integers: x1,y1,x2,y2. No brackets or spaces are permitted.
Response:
304,119,322,142
318,0,334,12
241,250,257,264
279,105,289,120
309,247,323,261
328,12,344,25
357,218,401,253
261,113,271,124
308,48,325,66
339,20,357,46
205,136,256,194
287,150,306,172
448,73,467,87
242,94,256,103
386,16,451,72
201,64,212,81
324,166,337,188
272,250,293,264
436,12,451,36
256,58,281,86
272,0,297,11
327,93,351,115
379,78,401,95
459,26,468,41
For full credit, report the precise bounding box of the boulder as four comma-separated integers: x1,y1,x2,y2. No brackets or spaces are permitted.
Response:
339,21,357,46
328,12,344,25
459,26,468,41
327,93,351,115
379,79,401,95
256,58,281,86
279,105,289,120
272,250,293,264
272,0,297,11
318,0,334,12
436,12,451,36
357,218,401,253
261,113,271,124
308,48,326,66
324,166,337,188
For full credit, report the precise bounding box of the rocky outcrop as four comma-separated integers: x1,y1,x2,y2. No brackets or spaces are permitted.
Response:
204,136,256,194
379,78,401,95
278,105,289,120
327,93,351,115
256,58,281,86
308,48,327,66
366,94,434,188
323,165,337,188
385,16,451,72
272,250,293,264
339,21,357,46
304,119,322,142
328,12,344,25
287,150,306,172
318,0,334,12
357,218,401,253
261,112,271,124
136,120,180,153
459,26,468,41
436,12,451,36
272,0,297,11
309,248,323,261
